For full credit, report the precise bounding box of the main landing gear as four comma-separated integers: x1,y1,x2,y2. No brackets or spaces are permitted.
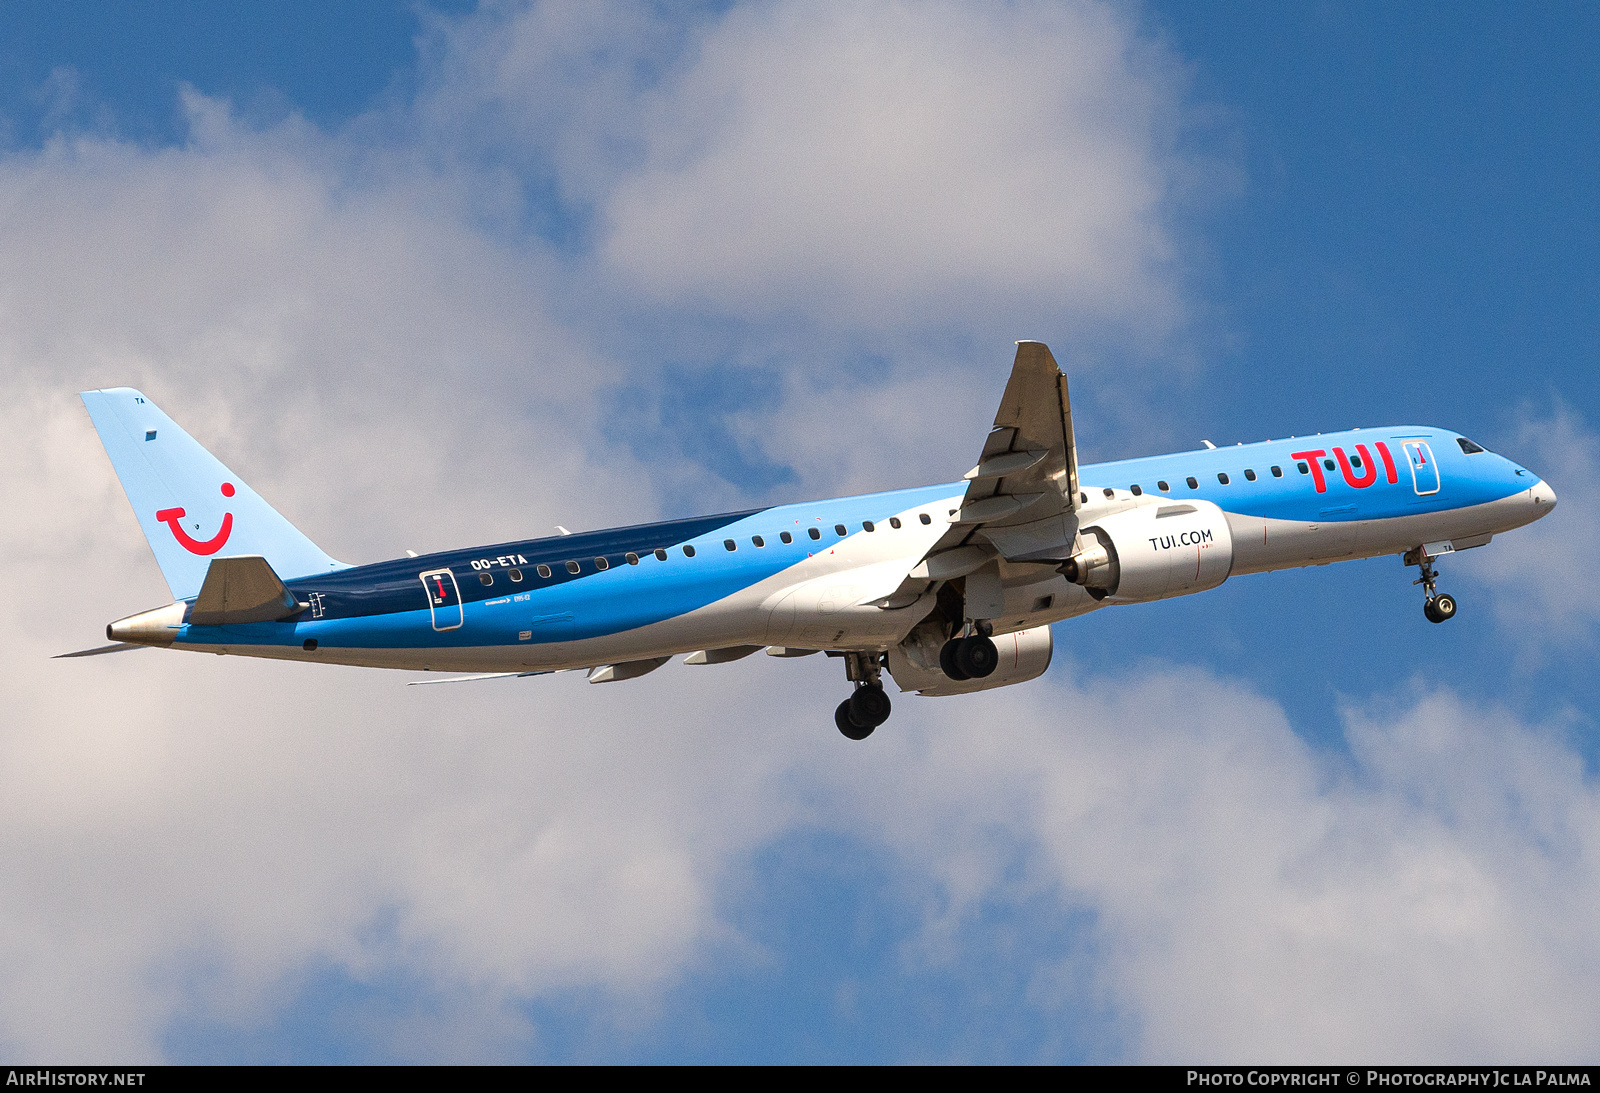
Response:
829,621,999,740
1405,546,1458,625
835,651,892,740
939,620,998,682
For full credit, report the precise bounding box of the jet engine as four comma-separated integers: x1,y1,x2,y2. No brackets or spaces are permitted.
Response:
1060,499,1233,603
887,624,1054,696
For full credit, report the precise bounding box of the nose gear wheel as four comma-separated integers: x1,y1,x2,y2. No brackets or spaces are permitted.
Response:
1406,547,1458,624
1423,592,1457,624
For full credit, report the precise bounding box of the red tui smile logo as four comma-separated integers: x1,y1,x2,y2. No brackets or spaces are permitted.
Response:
156,482,235,555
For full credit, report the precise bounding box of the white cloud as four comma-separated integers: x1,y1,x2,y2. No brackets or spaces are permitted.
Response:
598,0,1189,337
0,110,678,560
0,635,827,1058
0,89,752,1058
413,0,1204,502
823,672,1600,1062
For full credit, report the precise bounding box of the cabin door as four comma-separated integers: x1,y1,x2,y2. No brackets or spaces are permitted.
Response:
419,569,464,631
1403,442,1440,496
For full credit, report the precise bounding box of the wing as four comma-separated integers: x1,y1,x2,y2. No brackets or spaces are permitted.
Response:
931,341,1081,564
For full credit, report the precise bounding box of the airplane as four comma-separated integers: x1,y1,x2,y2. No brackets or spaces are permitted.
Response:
64,342,1557,740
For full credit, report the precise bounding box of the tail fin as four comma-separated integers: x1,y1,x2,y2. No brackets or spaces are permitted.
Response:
80,388,348,600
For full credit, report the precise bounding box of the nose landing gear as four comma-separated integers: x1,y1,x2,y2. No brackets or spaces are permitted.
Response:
1405,546,1458,624
835,651,892,739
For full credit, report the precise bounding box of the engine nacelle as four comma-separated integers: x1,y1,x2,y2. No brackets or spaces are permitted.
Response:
887,625,1054,696
1061,499,1233,603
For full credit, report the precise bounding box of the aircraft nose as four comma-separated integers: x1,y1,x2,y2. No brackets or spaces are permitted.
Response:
1530,478,1557,513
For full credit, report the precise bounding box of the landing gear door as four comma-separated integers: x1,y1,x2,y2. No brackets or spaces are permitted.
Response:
1404,441,1440,496
419,568,463,631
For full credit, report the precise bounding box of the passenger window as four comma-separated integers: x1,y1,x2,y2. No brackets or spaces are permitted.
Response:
565,560,581,574
780,531,793,544
889,517,901,529
1131,485,1142,496
625,552,639,565
1217,473,1230,485
1158,480,1169,491
724,539,736,551
683,544,696,558
1102,488,1114,499
1297,462,1309,474
479,572,493,586
1351,455,1363,469
1324,458,1335,471
1244,469,1256,482
595,556,609,570
1271,466,1283,478
1186,477,1198,489
536,564,552,578
863,521,875,532
808,527,821,540
752,536,764,547
653,548,667,561
509,568,523,582
919,513,932,525
1080,492,1089,504
835,524,846,536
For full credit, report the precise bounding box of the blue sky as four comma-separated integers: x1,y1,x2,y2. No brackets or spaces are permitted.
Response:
1,0,1596,1064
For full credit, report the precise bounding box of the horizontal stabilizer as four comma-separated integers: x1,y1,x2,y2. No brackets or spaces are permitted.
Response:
190,555,305,626
53,642,147,659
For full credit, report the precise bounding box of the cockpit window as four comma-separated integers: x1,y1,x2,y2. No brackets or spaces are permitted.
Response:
1457,437,1487,454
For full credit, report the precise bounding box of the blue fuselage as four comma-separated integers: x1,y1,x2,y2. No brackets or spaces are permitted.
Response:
162,425,1551,674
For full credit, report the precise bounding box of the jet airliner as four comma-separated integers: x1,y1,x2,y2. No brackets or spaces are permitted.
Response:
66,343,1557,739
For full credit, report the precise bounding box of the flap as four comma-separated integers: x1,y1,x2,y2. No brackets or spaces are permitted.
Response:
190,555,305,626
908,545,991,581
